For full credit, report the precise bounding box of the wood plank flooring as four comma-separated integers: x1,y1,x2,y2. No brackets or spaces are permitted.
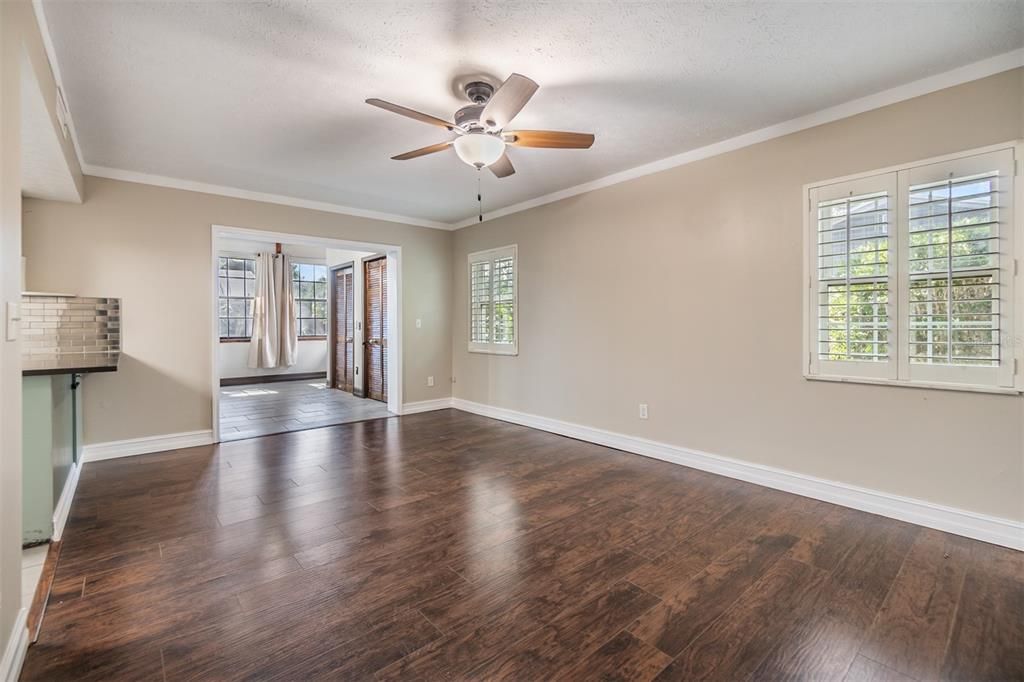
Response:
219,379,392,441
22,410,1023,681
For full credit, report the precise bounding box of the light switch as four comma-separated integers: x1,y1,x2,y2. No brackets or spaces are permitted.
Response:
6,302,20,341
415,318,422,329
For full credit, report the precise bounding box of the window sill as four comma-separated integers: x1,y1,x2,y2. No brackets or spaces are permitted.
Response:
468,347,518,356
219,338,250,344
804,373,1021,396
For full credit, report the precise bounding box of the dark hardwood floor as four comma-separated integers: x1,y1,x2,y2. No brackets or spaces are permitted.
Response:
22,410,1023,681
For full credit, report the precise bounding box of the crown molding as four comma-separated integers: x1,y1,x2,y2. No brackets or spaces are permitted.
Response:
81,165,453,230
452,48,1024,229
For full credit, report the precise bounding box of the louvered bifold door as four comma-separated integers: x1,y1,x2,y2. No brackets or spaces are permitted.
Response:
898,148,1015,388
808,172,898,380
343,270,354,392
332,267,354,393
364,257,388,402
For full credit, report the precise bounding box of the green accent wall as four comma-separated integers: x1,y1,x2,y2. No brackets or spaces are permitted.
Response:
22,375,76,544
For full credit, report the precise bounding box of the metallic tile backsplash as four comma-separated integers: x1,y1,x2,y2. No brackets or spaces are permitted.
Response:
20,296,121,355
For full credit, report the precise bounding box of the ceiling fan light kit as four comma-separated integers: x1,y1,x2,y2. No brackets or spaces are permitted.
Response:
366,72,595,178
453,133,506,169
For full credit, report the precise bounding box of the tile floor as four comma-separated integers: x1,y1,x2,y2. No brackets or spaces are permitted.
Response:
219,379,393,441
22,544,48,608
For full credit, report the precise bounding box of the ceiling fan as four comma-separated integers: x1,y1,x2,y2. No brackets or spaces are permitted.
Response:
366,73,595,178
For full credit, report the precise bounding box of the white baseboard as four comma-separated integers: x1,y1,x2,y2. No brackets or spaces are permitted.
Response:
81,429,214,462
401,398,455,415
0,608,28,682
51,461,80,541
451,398,1023,551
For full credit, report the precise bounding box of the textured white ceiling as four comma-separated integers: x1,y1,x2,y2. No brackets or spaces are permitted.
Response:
41,1,1024,225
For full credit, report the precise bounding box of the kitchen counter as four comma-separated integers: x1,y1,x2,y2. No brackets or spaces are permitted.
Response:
22,352,120,376
20,294,121,545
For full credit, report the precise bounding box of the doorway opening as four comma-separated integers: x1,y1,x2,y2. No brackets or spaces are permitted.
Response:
210,225,402,442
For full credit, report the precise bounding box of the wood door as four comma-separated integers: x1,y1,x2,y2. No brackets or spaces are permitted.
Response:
331,266,355,392
363,256,387,403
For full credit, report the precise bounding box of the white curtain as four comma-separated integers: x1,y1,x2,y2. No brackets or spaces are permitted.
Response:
278,254,298,368
248,252,297,369
248,253,279,369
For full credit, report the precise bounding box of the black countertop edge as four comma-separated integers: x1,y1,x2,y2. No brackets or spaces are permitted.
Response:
22,353,121,377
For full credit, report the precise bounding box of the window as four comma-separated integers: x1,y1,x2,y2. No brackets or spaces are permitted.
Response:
469,245,517,355
218,257,254,340
292,262,328,338
805,146,1018,393
813,175,897,380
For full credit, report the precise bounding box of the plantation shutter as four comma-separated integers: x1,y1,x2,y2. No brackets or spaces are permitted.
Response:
899,148,1016,388
468,245,518,355
808,172,898,380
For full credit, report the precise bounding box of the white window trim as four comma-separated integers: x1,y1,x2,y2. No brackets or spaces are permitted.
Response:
216,250,326,266
802,141,1022,395
468,244,518,356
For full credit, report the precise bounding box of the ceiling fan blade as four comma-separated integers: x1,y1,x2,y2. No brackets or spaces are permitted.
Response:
391,141,453,160
505,130,595,149
489,152,515,178
366,98,457,131
480,73,538,130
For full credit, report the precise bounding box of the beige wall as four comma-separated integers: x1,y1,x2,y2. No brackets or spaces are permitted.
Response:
0,0,80,663
453,68,1024,522
23,176,453,445
0,0,25,661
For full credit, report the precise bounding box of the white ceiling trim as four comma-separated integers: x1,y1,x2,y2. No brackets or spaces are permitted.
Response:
82,164,452,230
453,48,1024,229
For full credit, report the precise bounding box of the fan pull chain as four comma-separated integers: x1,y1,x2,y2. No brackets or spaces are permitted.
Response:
477,169,483,222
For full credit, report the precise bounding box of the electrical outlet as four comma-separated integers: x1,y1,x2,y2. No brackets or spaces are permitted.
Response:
639,403,648,420
427,376,434,387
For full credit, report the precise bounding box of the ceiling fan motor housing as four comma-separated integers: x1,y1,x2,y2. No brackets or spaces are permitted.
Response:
454,104,486,131
464,81,493,104
455,81,495,130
